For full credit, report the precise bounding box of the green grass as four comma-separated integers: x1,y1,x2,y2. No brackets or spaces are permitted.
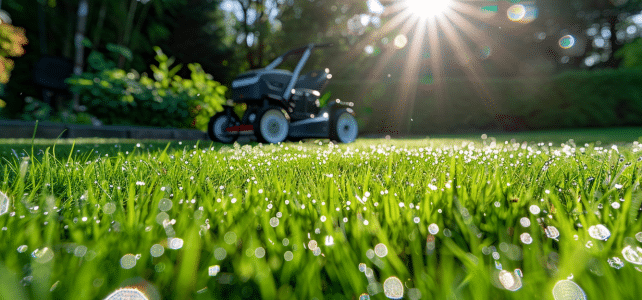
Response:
1,128,642,300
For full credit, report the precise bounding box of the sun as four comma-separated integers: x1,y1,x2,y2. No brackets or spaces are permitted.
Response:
404,0,453,18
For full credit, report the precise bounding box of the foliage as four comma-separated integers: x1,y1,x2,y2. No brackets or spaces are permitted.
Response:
0,23,28,85
327,68,642,134
615,38,642,69
66,47,226,130
1,136,642,299
20,96,97,125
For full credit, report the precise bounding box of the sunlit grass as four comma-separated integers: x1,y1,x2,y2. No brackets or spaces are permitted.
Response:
1,131,642,299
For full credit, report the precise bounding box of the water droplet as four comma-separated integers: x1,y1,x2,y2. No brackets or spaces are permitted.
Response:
284,251,294,261
282,238,289,246
529,205,540,215
520,217,531,227
545,226,560,239
74,245,88,257
366,249,375,259
168,238,184,249
359,293,370,300
492,252,500,260
150,244,164,257
520,233,533,244
308,240,318,251
498,270,522,291
32,247,54,263
120,254,136,269
17,245,28,253
413,217,420,224
158,198,173,211
255,247,266,258
552,280,586,300
611,202,620,209
103,202,116,214
359,263,366,272
269,217,279,227
383,276,404,299
214,247,227,260
622,245,642,265
607,257,625,269
428,223,439,235
588,224,611,241
375,243,388,257
209,265,220,276
155,212,169,225
104,288,148,300
224,231,237,244
636,232,642,243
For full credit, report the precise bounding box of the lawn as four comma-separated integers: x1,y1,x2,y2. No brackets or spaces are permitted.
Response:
1,127,642,300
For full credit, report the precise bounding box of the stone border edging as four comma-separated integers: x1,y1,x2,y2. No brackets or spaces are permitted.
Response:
0,120,209,140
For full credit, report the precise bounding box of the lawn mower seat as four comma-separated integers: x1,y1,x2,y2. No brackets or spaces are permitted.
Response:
294,69,330,92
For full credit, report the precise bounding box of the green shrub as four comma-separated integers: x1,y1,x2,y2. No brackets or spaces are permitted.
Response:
67,47,226,130
328,69,642,134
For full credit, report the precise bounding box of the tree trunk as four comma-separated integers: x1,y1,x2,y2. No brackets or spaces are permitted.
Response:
72,0,90,110
604,14,623,69
92,0,108,50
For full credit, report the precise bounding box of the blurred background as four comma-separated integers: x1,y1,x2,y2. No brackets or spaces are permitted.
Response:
1,0,642,135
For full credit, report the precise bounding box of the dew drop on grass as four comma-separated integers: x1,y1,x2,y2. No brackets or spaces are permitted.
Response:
383,276,404,299
413,217,420,224
552,280,587,300
214,247,227,260
637,232,642,243
313,247,322,256
492,252,500,260
608,257,625,269
158,198,172,211
17,245,27,253
520,233,533,244
359,293,370,300
443,228,452,237
155,212,169,225
255,247,266,258
282,238,289,246
428,223,439,235
150,244,164,257
104,288,148,300
588,224,611,241
498,270,522,291
224,232,237,244
74,245,87,257
308,240,318,251
32,247,54,263
366,249,375,259
494,201,501,208
270,217,279,227
0,192,9,216
621,245,642,265
545,226,560,239
168,238,184,249
209,265,220,276
611,202,620,209
374,243,388,257
103,202,116,215
359,263,366,272
529,205,540,215
325,235,334,246
284,251,294,261
120,254,137,269
520,217,531,227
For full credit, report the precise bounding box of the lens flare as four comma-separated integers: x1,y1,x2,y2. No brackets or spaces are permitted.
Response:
405,0,452,19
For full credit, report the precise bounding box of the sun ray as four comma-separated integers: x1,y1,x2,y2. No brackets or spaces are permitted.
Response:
435,13,498,112
392,17,428,134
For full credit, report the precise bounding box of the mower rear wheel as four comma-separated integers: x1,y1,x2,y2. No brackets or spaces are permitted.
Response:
330,109,358,143
208,112,240,144
256,107,289,144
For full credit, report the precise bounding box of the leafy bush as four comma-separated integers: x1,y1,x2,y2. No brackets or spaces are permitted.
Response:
67,47,226,130
329,69,642,134
0,23,28,85
20,96,99,125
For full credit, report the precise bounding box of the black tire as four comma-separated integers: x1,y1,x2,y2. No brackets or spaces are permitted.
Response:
208,112,240,144
255,107,289,144
329,108,358,143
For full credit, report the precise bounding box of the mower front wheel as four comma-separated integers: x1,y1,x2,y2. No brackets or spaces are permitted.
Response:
256,107,289,144
330,108,358,143
208,112,240,144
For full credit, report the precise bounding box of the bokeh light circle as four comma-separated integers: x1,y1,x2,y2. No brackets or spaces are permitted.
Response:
559,35,576,49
